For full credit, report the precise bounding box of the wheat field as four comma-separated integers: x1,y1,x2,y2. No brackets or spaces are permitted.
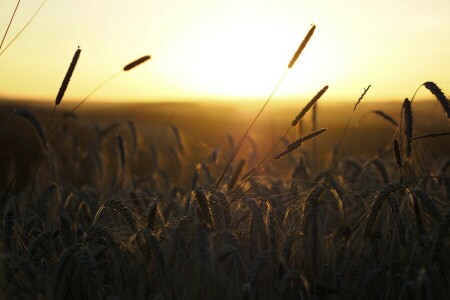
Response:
0,87,449,299
1,6,450,299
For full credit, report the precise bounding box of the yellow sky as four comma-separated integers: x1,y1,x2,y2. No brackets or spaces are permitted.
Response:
0,0,449,103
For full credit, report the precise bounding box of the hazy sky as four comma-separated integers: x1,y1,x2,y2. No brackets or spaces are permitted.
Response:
0,0,449,103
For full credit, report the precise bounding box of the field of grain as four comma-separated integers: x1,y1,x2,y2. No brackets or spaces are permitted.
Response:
1,4,450,299
0,89,449,299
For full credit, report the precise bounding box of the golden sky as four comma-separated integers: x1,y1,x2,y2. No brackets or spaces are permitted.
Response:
0,0,449,103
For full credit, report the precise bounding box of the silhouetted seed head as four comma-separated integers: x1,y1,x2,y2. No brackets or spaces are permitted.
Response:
274,142,302,160
241,166,256,182
14,108,47,148
274,128,327,159
353,84,371,111
423,81,450,118
123,55,151,71
291,86,328,126
393,138,402,169
55,47,81,105
297,127,327,143
193,187,214,227
402,98,413,158
372,110,398,127
288,25,315,68
106,198,137,232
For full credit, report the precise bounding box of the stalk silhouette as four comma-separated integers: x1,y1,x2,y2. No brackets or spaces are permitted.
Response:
0,0,21,50
48,47,82,130
69,55,151,114
233,85,329,197
0,0,48,57
214,24,316,192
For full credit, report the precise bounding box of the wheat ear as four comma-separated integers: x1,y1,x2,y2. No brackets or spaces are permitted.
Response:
402,98,413,158
55,47,81,105
423,82,450,118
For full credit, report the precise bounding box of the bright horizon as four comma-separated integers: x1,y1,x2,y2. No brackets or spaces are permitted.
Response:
0,0,449,104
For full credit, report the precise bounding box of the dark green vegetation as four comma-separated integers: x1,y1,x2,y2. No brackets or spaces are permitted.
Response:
0,94,449,299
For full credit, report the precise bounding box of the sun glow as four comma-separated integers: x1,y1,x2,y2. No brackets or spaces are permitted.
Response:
161,12,350,101
0,0,449,103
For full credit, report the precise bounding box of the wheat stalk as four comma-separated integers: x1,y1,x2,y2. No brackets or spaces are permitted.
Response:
364,182,403,237
193,187,214,227
14,108,47,148
329,84,371,171
214,24,316,192
372,159,389,183
69,55,151,114
423,82,450,118
372,110,399,127
0,0,21,50
55,47,81,105
353,85,371,111
227,159,246,190
273,128,327,160
239,86,329,190
402,98,413,158
393,138,403,169
288,24,316,68
0,1,48,56
291,86,328,126
123,55,151,71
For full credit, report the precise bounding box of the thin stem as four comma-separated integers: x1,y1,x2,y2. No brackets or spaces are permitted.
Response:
48,104,57,132
213,69,289,192
328,85,371,172
328,112,353,172
0,0,47,57
46,71,122,139
70,71,121,114
0,0,21,50
410,83,424,103
234,126,292,196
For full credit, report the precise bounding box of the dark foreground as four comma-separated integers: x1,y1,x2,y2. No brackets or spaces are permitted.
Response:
0,98,449,299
